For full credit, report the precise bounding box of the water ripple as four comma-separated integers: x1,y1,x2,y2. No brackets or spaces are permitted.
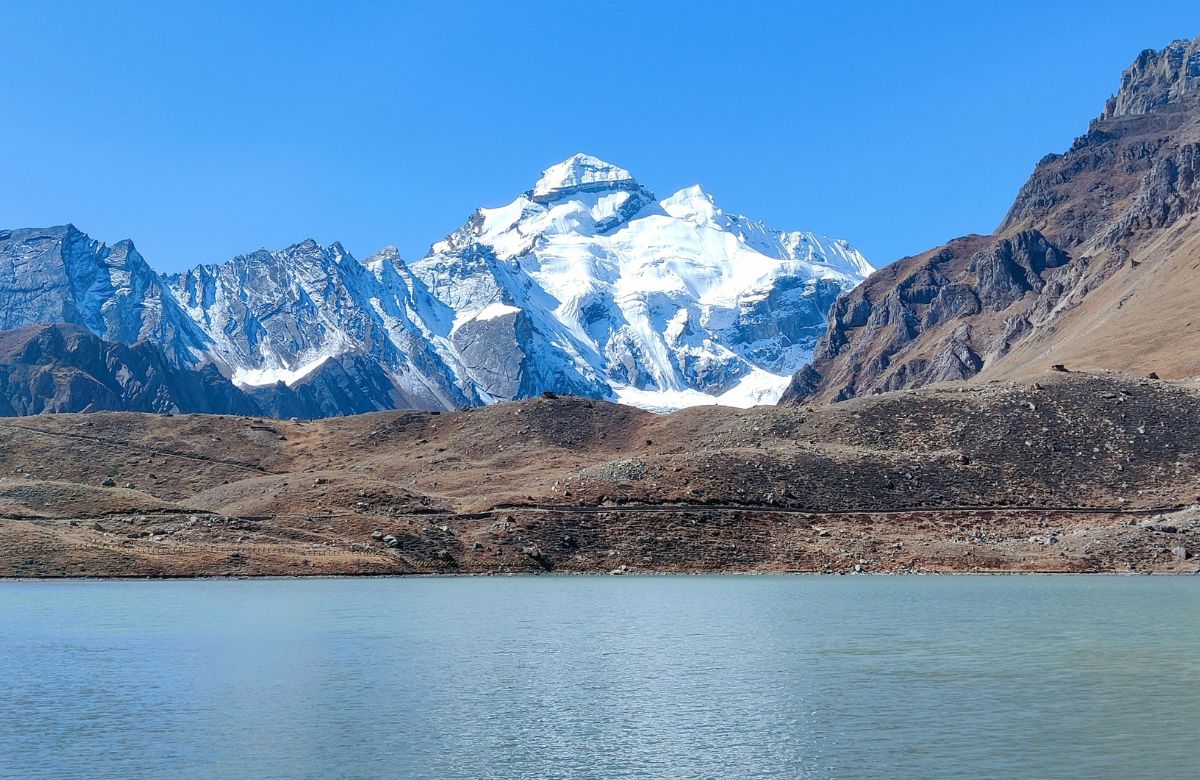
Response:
1,575,1197,779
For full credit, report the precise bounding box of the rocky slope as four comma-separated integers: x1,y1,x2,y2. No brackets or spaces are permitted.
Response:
0,324,257,416
0,155,873,418
782,37,1200,404
0,226,211,365
2,371,1198,576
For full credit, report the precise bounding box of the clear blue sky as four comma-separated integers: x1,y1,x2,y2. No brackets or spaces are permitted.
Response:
2,1,1196,272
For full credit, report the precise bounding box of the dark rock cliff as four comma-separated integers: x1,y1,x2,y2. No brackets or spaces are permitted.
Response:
0,324,258,416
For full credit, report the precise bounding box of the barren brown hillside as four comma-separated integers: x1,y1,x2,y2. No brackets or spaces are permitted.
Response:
3,372,1198,576
783,37,1200,404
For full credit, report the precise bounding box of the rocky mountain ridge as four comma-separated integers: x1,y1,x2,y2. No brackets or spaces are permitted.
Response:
0,155,873,417
1099,36,1200,121
783,36,1200,405
0,324,256,416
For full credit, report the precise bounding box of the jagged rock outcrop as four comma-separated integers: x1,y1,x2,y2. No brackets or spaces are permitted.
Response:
1100,142,1200,242
0,226,211,365
784,36,1200,405
247,352,408,419
167,238,473,413
1100,37,1200,120
786,231,1066,402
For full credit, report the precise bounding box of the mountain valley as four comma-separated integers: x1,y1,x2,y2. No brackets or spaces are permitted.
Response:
5,38,1200,576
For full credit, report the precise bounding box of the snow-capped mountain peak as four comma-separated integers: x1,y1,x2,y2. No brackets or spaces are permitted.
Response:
365,245,403,273
407,156,875,410
530,153,639,202
661,184,721,224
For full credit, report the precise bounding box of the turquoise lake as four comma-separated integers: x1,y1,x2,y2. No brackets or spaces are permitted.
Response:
2,576,1198,779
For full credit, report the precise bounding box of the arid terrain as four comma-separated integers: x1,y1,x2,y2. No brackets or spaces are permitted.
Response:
2,371,1197,576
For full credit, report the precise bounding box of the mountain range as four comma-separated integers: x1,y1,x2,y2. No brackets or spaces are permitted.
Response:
4,35,1199,422
0,155,871,417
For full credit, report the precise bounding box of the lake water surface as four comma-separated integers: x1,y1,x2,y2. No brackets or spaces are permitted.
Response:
2,575,1198,779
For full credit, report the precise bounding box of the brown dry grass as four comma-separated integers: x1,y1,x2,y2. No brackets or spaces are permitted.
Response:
2,372,1198,576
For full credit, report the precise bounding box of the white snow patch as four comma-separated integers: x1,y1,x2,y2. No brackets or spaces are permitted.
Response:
232,354,334,388
450,302,523,334
613,368,793,414
474,302,522,321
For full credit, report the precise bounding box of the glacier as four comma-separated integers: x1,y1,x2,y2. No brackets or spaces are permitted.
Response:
0,154,874,416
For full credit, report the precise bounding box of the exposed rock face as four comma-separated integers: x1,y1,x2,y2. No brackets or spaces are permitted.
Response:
1101,141,1200,242
724,277,850,374
450,306,530,401
247,352,406,419
0,226,210,365
785,231,1066,402
970,231,1070,306
0,321,402,420
783,36,1200,405
1100,38,1200,120
0,324,256,416
167,238,474,413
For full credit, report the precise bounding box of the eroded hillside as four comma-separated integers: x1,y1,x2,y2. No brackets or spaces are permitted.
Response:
783,37,1200,404
3,372,1198,576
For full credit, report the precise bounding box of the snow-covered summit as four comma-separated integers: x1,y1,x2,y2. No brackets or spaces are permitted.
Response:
662,184,875,280
364,245,402,273
530,153,640,202
661,184,721,223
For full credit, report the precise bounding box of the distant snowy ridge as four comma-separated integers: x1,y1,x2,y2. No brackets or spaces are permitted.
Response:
0,154,874,416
